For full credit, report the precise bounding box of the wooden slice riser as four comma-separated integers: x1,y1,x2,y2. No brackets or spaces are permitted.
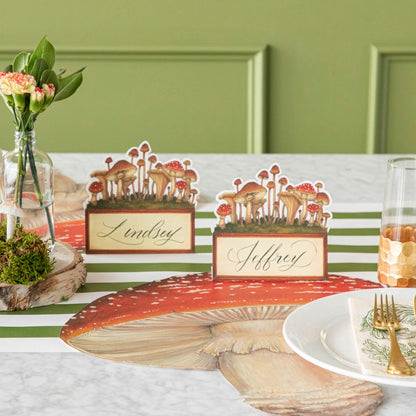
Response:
0,241,86,311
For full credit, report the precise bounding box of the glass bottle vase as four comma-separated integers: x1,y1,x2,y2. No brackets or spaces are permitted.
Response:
1,130,55,245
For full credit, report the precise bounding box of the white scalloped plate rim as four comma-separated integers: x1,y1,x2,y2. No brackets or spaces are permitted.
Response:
283,287,416,387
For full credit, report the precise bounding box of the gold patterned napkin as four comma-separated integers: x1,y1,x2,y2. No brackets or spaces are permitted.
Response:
348,296,416,376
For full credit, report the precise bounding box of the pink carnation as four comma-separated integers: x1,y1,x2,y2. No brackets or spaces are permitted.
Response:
31,87,45,101
0,72,36,95
42,83,55,99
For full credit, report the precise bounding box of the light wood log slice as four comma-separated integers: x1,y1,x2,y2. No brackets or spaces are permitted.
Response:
0,241,86,311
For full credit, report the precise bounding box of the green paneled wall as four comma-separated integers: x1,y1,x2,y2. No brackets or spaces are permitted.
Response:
1,0,416,154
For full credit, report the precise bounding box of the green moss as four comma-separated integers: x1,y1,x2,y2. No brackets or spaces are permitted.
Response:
0,221,54,285
214,219,325,234
87,195,194,210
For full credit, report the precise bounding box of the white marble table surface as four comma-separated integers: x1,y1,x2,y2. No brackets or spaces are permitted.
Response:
3,153,416,416
52,153,402,203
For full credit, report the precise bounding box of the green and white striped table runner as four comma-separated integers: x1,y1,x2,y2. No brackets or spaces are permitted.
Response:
0,202,383,352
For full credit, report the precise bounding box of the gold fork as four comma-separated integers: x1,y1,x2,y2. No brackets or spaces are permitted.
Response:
373,294,414,376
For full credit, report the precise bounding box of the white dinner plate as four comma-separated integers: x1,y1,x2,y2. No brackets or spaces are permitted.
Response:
283,287,416,387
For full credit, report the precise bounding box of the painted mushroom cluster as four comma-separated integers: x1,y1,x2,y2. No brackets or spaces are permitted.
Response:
215,164,331,230
86,141,198,207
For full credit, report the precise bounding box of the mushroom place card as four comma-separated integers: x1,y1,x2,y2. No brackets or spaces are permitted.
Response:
212,164,332,280
85,141,198,254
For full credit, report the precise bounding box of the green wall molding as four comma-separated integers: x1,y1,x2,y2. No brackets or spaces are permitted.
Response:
367,45,416,154
0,45,268,154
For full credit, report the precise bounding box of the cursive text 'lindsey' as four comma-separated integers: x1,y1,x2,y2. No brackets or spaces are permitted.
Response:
97,219,184,246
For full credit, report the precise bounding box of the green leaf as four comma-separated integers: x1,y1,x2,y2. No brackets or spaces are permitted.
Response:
54,71,84,102
39,69,58,89
13,52,30,72
69,66,86,75
29,58,50,84
27,36,55,73
3,64,12,73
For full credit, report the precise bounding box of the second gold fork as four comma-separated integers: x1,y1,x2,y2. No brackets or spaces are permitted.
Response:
373,294,414,376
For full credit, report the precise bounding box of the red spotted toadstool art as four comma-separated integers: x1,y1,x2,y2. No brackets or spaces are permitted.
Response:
85,141,199,209
84,141,198,254
214,164,332,232
88,181,103,206
61,273,383,416
212,165,332,281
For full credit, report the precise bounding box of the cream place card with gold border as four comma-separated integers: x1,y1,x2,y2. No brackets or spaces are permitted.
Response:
213,232,327,280
85,141,198,254
212,164,331,280
86,209,195,254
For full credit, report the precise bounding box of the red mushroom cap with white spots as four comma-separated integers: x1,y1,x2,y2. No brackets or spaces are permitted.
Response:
307,203,320,213
295,183,316,196
216,203,232,216
175,180,187,190
164,160,184,171
61,273,382,369
163,160,185,178
88,181,103,194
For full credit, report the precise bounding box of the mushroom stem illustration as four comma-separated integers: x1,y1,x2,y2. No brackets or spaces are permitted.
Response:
315,192,330,226
90,171,109,200
141,178,150,199
267,181,275,222
162,161,185,201
123,177,136,198
116,173,123,199
105,160,137,201
190,189,198,204
139,143,150,180
294,183,317,224
253,199,266,224
88,181,103,206
128,148,139,165
105,157,113,198
307,203,320,226
258,170,269,187
217,204,231,229
315,181,323,193
183,160,191,171
234,182,267,225
147,155,157,197
218,192,237,224
148,169,170,201
270,164,280,203
279,192,302,225
277,176,288,205
244,197,254,224
323,212,331,228
183,170,197,202
272,201,280,223
175,180,187,202
233,179,243,223
137,159,145,197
